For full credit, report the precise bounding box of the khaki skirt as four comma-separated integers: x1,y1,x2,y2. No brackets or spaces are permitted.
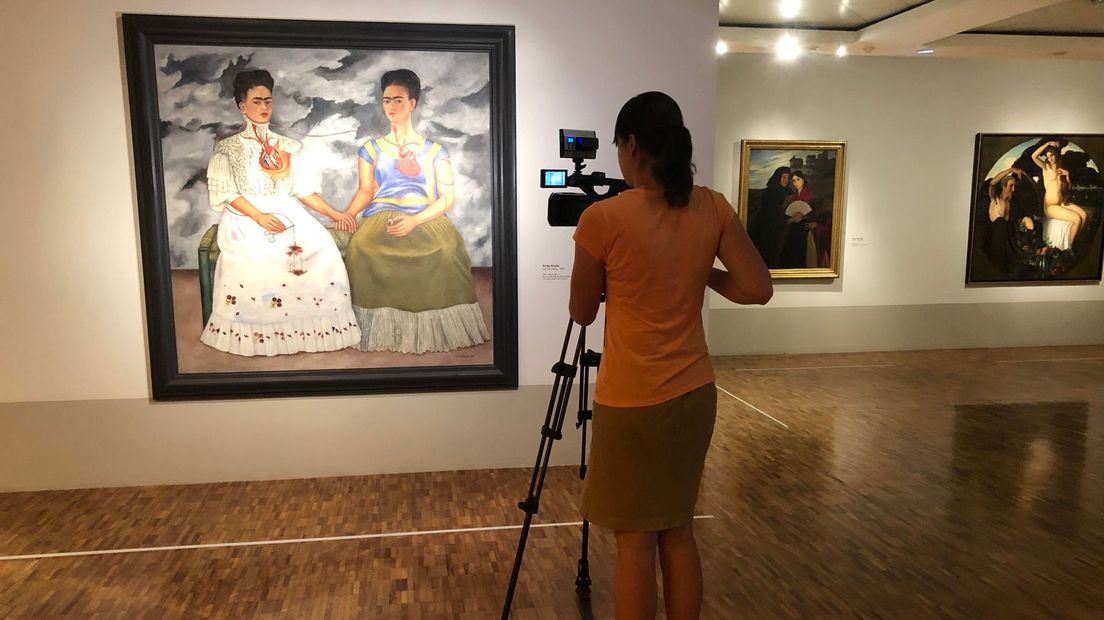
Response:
344,211,489,353
581,382,716,532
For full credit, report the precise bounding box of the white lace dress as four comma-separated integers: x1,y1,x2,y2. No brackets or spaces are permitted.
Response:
201,120,360,356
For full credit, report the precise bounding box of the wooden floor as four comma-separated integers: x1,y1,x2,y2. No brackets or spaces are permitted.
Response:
1,345,1102,618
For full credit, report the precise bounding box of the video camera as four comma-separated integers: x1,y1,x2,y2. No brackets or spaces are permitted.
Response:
542,129,629,226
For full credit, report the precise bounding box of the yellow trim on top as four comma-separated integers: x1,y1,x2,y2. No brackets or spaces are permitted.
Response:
423,143,443,199
360,140,378,164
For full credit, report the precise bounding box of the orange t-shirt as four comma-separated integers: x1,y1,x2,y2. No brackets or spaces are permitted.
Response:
573,185,735,407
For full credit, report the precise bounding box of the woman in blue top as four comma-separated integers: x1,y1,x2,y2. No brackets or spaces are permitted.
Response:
342,69,489,353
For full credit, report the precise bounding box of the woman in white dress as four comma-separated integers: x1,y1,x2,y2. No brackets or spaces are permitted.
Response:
202,69,361,356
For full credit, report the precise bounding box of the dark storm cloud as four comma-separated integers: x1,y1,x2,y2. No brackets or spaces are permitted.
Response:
162,52,229,87
162,53,257,98
181,169,207,191
425,121,466,140
315,51,373,79
463,133,488,154
216,55,257,99
173,92,202,111
459,81,490,106
289,97,361,132
201,120,247,142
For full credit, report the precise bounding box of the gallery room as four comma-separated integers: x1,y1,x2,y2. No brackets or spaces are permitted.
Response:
1,0,1102,617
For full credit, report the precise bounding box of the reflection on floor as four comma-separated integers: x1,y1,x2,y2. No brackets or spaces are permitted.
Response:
1,345,1102,618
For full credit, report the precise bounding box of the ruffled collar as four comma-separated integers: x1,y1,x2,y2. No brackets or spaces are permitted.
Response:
241,115,273,141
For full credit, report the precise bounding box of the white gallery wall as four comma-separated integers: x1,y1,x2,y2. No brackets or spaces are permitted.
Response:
0,0,718,490
712,52,1104,354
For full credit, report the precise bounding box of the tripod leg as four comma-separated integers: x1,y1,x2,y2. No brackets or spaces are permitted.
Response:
502,320,585,619
575,347,599,602
576,519,593,600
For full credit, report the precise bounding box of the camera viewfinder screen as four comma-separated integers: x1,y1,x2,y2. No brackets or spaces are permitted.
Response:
541,169,568,188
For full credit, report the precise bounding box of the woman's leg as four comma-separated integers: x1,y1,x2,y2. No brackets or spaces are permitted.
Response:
657,522,703,620
614,530,659,620
1065,202,1088,224
1046,204,1082,242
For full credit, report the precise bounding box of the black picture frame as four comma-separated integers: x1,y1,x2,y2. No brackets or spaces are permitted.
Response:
966,133,1103,286
122,14,517,400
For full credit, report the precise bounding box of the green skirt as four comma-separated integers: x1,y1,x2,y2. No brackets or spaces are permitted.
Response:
581,383,716,531
345,211,489,353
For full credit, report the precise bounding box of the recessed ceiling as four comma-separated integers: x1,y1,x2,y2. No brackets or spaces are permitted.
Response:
972,0,1104,35
720,1,934,29
718,0,1104,59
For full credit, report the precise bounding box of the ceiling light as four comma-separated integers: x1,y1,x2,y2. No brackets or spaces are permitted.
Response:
917,48,935,55
780,0,801,19
835,44,848,57
716,40,728,55
776,34,803,61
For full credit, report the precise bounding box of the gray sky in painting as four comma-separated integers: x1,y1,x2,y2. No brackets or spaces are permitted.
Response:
748,150,837,188
155,45,492,268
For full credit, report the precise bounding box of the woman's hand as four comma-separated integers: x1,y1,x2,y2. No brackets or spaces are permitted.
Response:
385,214,419,237
1022,216,1034,231
332,210,358,232
253,213,286,232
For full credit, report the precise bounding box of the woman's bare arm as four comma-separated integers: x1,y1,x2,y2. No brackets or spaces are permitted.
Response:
569,244,604,326
708,219,773,305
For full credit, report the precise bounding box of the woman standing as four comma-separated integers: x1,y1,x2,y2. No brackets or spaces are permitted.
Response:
343,69,489,354
203,69,360,356
747,165,792,268
570,92,772,619
777,169,815,268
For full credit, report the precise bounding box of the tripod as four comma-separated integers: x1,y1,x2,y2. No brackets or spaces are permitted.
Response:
501,318,601,619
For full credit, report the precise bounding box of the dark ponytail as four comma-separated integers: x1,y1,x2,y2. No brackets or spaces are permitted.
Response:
614,91,696,207
655,124,694,207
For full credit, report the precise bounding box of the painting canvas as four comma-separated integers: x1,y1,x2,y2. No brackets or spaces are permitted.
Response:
967,134,1104,285
737,140,846,279
122,15,517,399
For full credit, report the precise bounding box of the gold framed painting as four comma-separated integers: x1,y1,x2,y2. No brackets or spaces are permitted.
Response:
737,140,846,279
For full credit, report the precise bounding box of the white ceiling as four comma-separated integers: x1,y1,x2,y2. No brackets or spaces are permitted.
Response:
974,0,1104,34
718,0,1104,60
720,1,932,29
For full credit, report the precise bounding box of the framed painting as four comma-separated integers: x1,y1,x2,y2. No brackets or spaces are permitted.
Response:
122,14,517,400
966,134,1103,285
737,140,846,279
